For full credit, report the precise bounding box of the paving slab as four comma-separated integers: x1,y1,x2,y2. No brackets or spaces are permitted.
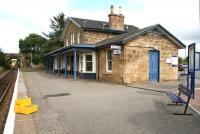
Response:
20,71,200,134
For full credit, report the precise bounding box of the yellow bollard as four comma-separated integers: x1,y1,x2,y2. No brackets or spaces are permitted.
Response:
15,98,32,107
20,104,39,115
14,98,39,115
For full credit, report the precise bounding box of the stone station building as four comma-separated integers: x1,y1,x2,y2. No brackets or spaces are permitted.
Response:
44,6,185,84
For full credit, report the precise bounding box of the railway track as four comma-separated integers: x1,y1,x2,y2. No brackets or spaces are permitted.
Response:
0,69,18,134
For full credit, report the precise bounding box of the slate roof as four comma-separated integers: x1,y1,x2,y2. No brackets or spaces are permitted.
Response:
61,17,139,41
69,17,139,33
96,24,186,49
55,17,186,57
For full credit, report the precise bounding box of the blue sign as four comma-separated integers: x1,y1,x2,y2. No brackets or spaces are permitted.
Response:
188,43,196,98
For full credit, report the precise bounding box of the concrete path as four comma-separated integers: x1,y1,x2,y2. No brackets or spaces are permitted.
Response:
19,71,200,134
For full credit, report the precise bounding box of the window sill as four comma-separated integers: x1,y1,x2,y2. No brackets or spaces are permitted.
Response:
84,71,95,73
104,72,112,75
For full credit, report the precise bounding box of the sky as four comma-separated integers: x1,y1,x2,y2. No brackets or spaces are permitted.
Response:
0,0,199,57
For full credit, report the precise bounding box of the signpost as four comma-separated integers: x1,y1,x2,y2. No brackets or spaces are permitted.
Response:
188,43,196,98
111,45,122,50
111,45,122,55
171,56,178,66
113,50,121,54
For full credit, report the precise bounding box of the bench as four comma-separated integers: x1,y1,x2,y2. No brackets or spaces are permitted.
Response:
167,84,193,115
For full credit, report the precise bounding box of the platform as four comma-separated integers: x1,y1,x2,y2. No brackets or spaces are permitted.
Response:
12,71,200,134
14,72,36,134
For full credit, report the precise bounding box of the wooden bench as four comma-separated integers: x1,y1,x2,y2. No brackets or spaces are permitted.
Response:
167,84,193,115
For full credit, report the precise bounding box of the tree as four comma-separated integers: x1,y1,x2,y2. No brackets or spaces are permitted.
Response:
19,33,47,54
19,33,47,65
0,48,6,68
47,12,66,39
184,56,188,64
43,12,66,52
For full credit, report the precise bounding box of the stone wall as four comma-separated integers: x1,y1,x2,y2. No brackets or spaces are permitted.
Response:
83,31,115,44
98,32,179,83
63,22,116,45
63,22,82,46
124,33,179,83
98,47,124,83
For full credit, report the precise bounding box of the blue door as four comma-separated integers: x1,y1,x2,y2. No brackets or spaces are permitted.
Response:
149,50,159,82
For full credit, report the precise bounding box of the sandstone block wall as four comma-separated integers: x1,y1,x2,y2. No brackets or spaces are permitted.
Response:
98,47,124,83
124,33,178,83
63,22,82,46
63,22,116,46
98,33,179,83
83,31,115,44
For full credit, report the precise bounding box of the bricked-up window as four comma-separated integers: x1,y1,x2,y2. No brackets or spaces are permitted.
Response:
106,50,112,72
70,32,75,44
86,55,93,71
77,32,80,44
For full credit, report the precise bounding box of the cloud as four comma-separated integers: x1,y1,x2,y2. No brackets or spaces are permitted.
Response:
0,0,71,53
0,20,29,53
0,0,199,56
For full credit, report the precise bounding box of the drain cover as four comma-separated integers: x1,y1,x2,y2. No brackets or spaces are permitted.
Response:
45,93,71,98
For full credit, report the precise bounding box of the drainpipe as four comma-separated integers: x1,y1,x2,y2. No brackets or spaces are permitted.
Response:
123,46,126,85
97,50,100,80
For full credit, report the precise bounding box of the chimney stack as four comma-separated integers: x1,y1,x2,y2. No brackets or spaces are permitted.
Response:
108,5,125,30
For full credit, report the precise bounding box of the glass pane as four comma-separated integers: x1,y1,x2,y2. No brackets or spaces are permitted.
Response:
86,62,93,71
86,55,92,61
107,50,112,60
108,61,112,70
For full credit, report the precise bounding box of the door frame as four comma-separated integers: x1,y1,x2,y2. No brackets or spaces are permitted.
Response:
149,50,160,82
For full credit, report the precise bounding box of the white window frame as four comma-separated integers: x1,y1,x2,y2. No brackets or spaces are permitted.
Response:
85,54,93,72
65,38,68,46
77,32,80,44
70,32,74,44
79,52,96,73
106,50,112,72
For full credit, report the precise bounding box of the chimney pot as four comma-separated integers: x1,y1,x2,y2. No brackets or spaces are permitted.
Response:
119,6,122,15
110,5,114,14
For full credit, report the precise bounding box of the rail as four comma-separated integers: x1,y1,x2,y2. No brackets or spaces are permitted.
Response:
0,69,17,103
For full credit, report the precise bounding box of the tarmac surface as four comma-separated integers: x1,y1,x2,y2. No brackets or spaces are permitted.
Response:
18,71,200,134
